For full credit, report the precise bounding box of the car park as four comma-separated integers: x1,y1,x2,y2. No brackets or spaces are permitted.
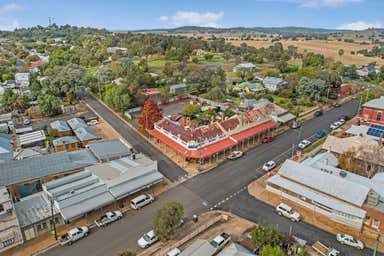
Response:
227,151,243,160
262,136,274,143
262,160,276,171
315,130,326,138
298,139,311,149
137,230,158,248
130,194,154,210
276,203,301,222
336,234,364,250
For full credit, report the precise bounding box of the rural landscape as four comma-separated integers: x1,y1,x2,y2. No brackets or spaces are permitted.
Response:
0,1,384,256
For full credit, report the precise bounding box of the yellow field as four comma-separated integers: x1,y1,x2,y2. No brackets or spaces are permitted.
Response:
227,39,384,66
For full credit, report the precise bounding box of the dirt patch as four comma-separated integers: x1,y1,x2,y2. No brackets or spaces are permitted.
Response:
227,39,384,66
90,118,120,140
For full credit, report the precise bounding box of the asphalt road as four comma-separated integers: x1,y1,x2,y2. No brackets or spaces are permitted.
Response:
84,94,187,181
43,99,382,256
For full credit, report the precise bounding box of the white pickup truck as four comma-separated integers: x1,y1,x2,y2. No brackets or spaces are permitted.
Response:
210,232,231,253
59,226,89,246
95,211,122,227
312,241,340,256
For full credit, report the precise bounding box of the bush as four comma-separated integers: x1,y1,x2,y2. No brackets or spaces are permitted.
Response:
153,202,184,241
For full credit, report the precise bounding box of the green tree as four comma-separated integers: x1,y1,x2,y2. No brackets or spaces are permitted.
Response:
38,94,62,117
103,85,131,112
153,202,184,241
250,225,280,249
260,245,285,256
204,53,214,61
182,104,201,117
338,49,344,60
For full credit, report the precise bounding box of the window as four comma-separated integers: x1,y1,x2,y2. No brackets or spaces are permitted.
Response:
373,219,380,229
37,222,48,231
0,204,4,213
377,112,382,121
364,215,371,225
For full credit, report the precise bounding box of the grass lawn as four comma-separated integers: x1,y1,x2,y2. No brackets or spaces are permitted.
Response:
304,136,327,153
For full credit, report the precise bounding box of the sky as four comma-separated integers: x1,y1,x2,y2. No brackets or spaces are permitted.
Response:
0,0,383,31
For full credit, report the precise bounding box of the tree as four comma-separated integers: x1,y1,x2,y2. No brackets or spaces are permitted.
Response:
38,94,62,117
297,77,328,100
103,85,132,112
181,104,201,117
116,250,136,256
138,98,162,130
260,245,285,256
153,202,184,241
250,225,280,249
338,49,344,60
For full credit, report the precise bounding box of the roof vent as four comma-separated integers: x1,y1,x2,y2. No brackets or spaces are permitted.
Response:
339,171,347,178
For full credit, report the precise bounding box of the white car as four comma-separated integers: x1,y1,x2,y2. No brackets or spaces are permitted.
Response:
276,203,301,222
87,120,98,126
330,121,342,130
227,151,243,160
298,139,311,149
166,247,181,256
210,232,231,252
336,234,364,250
23,117,31,125
339,118,346,125
137,230,158,248
262,161,276,172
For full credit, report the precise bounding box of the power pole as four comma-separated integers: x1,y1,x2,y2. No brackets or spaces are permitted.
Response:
373,233,381,256
50,197,57,240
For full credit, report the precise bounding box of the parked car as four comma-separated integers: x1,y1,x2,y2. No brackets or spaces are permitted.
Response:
95,211,122,227
130,194,154,210
262,160,276,172
276,203,301,222
314,111,323,117
336,234,364,250
290,121,301,129
334,103,341,108
23,117,30,125
298,139,311,149
87,119,98,126
7,121,14,129
330,121,342,130
315,130,326,139
59,226,89,246
312,241,340,256
340,115,350,121
227,151,243,160
137,230,158,248
166,247,181,256
210,232,231,252
262,136,274,143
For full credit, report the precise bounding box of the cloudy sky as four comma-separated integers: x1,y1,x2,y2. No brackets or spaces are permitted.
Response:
0,0,382,31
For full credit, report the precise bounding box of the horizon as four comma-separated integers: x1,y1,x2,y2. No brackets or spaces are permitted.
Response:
0,0,383,31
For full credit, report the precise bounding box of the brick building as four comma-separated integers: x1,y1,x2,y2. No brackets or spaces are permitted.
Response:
357,96,384,126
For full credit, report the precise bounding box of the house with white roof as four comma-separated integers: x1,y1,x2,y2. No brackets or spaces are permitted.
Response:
267,153,384,232
233,63,256,72
262,77,288,92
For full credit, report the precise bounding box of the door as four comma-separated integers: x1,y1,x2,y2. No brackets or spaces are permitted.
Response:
24,227,36,241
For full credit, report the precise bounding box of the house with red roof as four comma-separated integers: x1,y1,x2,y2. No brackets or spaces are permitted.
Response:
357,96,384,126
150,105,276,162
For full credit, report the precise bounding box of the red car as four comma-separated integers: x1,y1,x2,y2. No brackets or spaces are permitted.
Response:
262,136,274,143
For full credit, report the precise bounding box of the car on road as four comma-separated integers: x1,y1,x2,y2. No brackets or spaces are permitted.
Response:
315,130,326,139
290,121,301,129
298,139,311,149
95,211,122,227
262,136,274,143
87,119,98,126
137,230,158,248
340,115,350,121
59,226,89,246
130,194,154,210
166,247,181,256
227,151,243,160
314,111,323,117
262,160,276,172
276,203,301,222
330,121,343,130
210,232,231,252
336,234,364,250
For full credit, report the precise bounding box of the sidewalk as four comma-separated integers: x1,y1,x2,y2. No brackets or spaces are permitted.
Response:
248,173,384,253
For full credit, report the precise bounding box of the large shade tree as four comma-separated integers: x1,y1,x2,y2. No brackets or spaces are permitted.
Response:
153,202,184,241
138,98,162,130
